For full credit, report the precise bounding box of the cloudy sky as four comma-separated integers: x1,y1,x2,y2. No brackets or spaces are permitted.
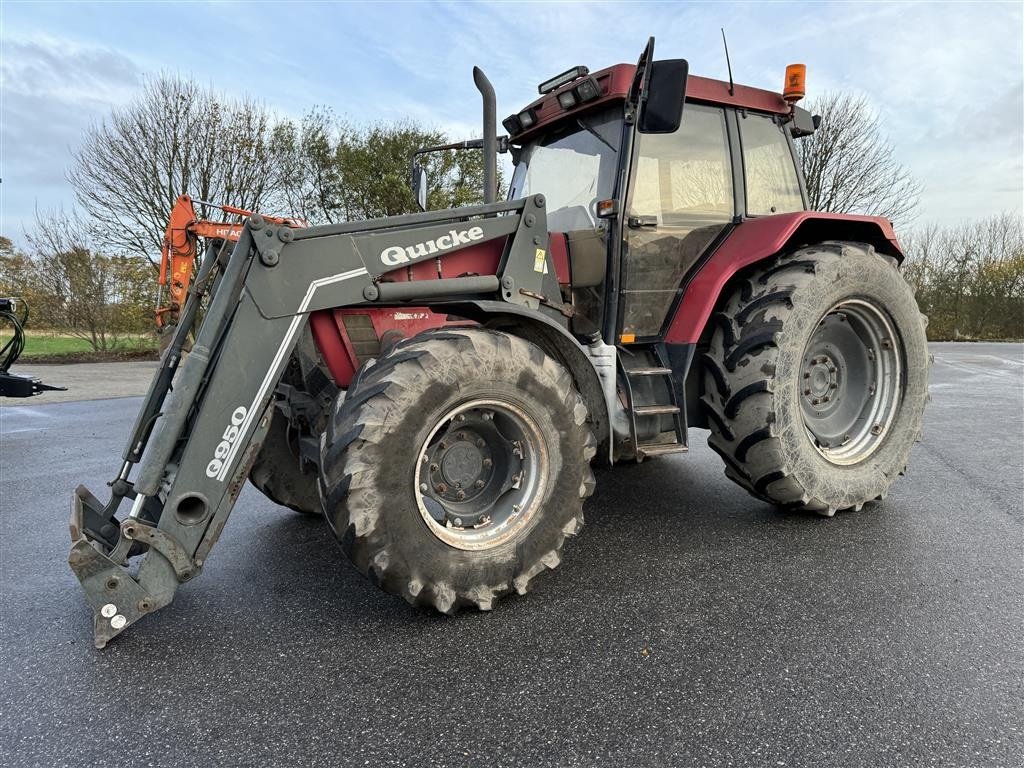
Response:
1,0,1021,240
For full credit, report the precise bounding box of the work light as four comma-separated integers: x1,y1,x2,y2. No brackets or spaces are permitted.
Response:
538,65,590,94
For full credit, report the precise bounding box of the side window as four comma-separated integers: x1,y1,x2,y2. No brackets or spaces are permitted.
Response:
630,105,733,222
620,104,734,339
740,113,804,215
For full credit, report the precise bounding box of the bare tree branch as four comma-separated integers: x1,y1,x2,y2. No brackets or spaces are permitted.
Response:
796,92,922,229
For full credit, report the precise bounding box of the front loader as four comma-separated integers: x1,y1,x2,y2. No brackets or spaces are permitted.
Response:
69,39,930,647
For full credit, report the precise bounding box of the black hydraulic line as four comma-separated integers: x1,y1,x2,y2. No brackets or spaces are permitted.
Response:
373,275,499,302
0,298,27,372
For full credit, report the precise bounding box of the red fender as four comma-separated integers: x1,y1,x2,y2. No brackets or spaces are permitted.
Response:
664,212,903,344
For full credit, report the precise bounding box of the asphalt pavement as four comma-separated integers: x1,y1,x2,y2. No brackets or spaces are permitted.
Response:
1,343,1021,767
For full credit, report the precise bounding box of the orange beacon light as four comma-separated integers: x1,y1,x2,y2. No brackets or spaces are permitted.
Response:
784,63,806,103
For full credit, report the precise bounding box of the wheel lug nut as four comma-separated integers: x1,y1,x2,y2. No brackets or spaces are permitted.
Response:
439,441,447,450
454,517,463,527
870,424,883,435
483,458,492,468
804,388,812,396
419,483,428,492
456,490,465,500
803,372,811,379
436,483,447,493
430,463,439,472
457,432,466,441
456,414,466,421
476,438,485,448
812,398,821,405
829,382,838,389
475,479,485,488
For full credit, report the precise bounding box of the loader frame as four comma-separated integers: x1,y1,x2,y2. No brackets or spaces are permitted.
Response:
70,195,564,647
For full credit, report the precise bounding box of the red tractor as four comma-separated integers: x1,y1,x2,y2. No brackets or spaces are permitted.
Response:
68,39,929,647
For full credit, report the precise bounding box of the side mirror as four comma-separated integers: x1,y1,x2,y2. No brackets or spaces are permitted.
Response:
412,164,428,211
638,59,688,134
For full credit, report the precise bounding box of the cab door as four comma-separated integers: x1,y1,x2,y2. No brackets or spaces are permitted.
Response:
618,103,735,341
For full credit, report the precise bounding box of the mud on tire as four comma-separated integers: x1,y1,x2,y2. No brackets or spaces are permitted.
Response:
702,242,930,515
318,328,597,613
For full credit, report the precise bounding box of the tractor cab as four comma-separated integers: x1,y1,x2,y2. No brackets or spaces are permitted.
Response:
504,45,813,345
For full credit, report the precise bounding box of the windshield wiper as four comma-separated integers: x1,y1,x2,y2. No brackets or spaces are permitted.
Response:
576,119,617,153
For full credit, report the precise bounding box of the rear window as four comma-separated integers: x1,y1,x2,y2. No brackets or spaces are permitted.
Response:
740,113,804,215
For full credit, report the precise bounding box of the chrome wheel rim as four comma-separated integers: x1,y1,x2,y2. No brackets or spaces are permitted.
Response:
799,298,903,465
415,399,548,551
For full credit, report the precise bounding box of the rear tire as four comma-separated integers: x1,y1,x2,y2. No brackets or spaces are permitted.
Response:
702,242,929,515
318,328,596,613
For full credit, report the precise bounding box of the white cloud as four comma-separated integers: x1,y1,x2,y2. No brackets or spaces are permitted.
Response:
1,35,143,235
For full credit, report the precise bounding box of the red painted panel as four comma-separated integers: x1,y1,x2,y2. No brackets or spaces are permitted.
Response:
438,241,503,278
687,75,790,115
515,64,793,142
664,213,903,344
309,310,355,385
548,233,570,284
310,307,475,388
515,65,636,143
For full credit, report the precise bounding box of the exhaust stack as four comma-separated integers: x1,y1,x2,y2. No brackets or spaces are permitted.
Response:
473,66,497,204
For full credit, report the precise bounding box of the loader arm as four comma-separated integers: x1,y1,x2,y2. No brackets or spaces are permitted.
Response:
70,195,557,647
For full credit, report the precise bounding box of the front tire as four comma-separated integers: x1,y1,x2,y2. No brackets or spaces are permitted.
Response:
319,328,596,613
702,242,929,515
249,408,321,514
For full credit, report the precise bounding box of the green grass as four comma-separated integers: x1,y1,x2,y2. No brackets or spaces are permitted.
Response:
1,331,159,359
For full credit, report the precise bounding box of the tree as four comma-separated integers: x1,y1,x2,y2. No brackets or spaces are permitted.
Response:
24,209,153,350
273,111,500,224
270,108,345,224
796,92,922,228
0,236,31,298
68,74,283,266
902,213,1024,340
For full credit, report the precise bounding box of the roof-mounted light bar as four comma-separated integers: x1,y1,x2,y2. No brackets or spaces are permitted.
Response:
538,65,590,95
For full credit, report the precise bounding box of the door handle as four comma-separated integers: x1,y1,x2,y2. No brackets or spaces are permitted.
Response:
627,215,658,229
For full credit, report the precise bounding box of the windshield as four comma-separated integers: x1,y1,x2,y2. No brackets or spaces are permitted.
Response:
508,106,623,233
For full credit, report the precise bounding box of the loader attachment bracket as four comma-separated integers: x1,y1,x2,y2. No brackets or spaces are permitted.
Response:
69,488,177,649
119,519,197,581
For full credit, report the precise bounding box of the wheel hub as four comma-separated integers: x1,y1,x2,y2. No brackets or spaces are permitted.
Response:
415,400,544,550
799,300,903,465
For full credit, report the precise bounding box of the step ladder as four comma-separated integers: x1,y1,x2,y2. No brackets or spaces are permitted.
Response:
619,345,688,461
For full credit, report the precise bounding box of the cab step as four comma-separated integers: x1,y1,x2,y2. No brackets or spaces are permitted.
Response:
626,366,672,377
637,443,688,457
632,404,680,416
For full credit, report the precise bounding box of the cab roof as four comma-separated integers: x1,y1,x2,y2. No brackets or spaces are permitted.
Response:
510,63,790,143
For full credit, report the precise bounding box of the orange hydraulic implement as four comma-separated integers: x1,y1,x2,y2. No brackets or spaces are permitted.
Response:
157,195,304,327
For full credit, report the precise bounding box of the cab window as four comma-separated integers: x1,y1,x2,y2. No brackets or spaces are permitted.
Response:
740,113,804,215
